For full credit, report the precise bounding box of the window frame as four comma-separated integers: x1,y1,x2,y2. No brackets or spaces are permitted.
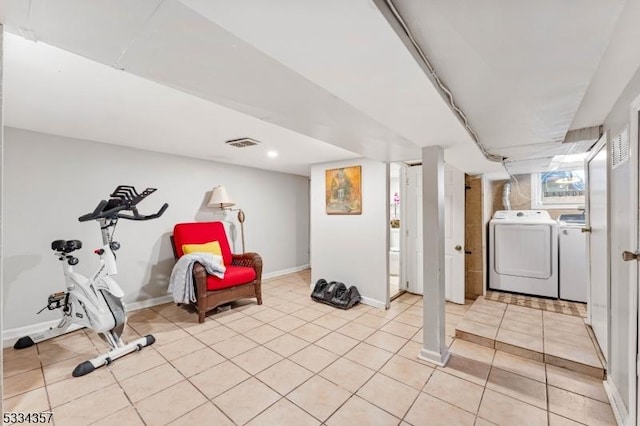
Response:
530,169,586,210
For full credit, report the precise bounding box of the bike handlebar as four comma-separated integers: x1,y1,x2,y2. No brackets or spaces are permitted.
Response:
78,200,109,222
78,186,169,222
116,203,169,221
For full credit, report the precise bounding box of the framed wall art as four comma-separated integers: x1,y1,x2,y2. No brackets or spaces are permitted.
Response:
325,165,362,215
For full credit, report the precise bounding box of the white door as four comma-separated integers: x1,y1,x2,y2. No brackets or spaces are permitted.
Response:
585,136,608,360
629,106,640,426
406,166,423,294
636,120,640,426
406,164,465,303
445,164,466,304
398,165,408,293
608,119,638,423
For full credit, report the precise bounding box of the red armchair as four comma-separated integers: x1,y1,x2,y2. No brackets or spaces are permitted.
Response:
171,222,263,323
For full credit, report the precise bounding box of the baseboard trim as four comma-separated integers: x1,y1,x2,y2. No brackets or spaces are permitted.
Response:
3,267,312,348
263,264,310,280
604,376,630,426
361,296,386,310
3,321,84,349
3,295,175,348
125,295,174,312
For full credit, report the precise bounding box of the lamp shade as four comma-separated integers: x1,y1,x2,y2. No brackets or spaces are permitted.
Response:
207,185,235,208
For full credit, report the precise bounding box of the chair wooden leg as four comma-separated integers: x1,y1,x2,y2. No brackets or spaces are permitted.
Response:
198,308,206,324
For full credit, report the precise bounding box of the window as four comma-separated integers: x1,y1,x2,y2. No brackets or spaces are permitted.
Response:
530,169,585,209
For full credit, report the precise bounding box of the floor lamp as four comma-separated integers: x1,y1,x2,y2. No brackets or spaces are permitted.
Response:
207,185,246,253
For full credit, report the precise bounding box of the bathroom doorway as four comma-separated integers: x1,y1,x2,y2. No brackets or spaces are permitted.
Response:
389,162,407,300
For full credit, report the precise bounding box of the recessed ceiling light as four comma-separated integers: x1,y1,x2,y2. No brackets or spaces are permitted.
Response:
267,150,278,158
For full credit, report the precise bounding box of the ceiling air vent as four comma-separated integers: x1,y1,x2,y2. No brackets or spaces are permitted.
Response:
225,138,260,148
610,127,629,169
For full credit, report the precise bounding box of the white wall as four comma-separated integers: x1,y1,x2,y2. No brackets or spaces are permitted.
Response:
3,127,310,330
310,158,388,308
1,26,5,392
601,65,640,424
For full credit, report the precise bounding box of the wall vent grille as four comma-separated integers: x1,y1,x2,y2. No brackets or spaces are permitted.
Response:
226,138,260,148
611,128,629,169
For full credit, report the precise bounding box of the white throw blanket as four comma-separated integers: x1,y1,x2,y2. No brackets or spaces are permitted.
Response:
168,253,226,304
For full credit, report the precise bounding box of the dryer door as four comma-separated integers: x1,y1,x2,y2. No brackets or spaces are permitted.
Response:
494,223,553,279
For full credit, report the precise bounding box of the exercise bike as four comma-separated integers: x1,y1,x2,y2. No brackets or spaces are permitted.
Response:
14,185,169,377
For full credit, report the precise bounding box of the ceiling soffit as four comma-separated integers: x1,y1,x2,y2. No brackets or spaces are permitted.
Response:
1,0,423,162
388,0,626,166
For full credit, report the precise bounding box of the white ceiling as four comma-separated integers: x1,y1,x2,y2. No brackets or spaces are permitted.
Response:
1,0,503,177
570,0,640,130
1,1,638,177
2,33,359,176
389,0,634,165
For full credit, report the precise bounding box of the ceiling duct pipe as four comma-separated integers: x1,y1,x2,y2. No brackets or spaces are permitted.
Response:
502,182,512,210
378,0,503,163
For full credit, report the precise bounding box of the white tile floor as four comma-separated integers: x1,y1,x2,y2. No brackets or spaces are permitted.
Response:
456,296,605,379
3,270,616,425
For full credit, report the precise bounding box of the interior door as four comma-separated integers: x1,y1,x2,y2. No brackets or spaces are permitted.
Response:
631,108,640,426
406,164,465,303
406,166,423,294
636,136,640,426
398,165,408,293
608,121,638,422
586,136,608,360
445,164,466,304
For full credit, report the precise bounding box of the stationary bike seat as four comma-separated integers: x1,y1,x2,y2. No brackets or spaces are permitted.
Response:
51,240,82,253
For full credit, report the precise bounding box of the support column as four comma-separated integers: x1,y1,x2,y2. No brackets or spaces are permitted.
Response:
419,146,450,366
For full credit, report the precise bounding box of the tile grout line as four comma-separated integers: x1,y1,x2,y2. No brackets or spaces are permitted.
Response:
42,330,131,419
246,321,372,424
4,275,613,425
474,343,498,423
265,301,412,424
197,302,371,424
126,311,262,425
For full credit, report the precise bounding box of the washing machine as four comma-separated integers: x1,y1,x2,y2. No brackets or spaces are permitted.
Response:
489,210,558,298
557,214,587,302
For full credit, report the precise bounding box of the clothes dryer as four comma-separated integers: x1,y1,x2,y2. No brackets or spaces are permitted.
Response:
489,210,558,297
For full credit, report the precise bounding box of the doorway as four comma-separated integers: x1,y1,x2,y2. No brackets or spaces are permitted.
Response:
388,162,406,300
605,105,639,424
464,174,484,300
585,135,608,361
404,163,465,303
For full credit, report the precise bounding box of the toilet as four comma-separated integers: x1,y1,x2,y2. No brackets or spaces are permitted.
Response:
390,228,400,276
389,249,400,276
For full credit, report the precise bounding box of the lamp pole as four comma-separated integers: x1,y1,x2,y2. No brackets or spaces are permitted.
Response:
236,209,246,253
